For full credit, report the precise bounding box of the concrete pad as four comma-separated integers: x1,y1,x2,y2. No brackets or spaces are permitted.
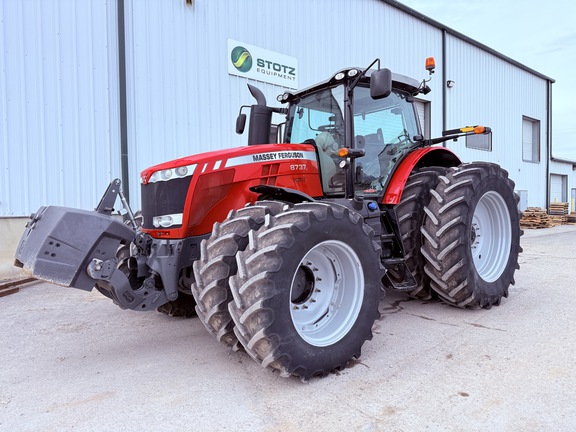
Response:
1,226,575,431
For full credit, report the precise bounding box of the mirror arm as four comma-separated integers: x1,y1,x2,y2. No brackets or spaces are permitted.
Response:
350,58,380,90
426,126,492,146
426,135,460,145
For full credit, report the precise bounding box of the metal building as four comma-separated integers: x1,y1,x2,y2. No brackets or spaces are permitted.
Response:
1,0,574,276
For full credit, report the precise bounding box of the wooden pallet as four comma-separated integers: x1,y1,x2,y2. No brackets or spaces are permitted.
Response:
549,202,569,216
549,215,568,225
520,207,555,229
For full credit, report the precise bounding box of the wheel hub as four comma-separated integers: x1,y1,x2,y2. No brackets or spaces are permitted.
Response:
291,265,315,305
289,240,364,347
470,224,478,244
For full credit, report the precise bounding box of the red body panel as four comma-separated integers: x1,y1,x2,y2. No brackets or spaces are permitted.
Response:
140,144,323,238
382,147,460,205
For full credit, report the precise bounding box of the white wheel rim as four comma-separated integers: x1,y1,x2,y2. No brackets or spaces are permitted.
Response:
471,191,512,282
289,240,364,347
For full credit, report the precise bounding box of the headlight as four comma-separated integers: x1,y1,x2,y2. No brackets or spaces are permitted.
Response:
147,164,196,183
152,213,183,228
175,166,188,176
149,172,158,183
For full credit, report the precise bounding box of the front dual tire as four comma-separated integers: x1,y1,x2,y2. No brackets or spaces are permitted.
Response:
227,202,383,379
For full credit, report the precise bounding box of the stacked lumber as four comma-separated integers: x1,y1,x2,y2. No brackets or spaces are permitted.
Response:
520,207,555,229
0,277,36,297
548,202,569,225
568,213,576,225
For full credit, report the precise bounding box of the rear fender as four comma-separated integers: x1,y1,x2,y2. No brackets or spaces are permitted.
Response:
382,147,461,205
14,206,135,290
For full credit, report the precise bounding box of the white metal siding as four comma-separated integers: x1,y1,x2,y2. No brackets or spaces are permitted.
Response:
2,0,559,216
0,0,120,216
122,0,444,208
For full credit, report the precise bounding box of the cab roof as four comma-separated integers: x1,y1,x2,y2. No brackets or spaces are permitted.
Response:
278,67,423,103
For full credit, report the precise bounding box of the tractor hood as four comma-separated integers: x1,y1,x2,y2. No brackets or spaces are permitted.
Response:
138,143,323,237
140,143,318,185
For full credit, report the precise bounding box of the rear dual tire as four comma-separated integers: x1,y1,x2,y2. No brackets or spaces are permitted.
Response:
420,162,522,308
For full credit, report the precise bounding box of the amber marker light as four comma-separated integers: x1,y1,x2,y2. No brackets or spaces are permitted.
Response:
337,148,349,157
474,126,487,134
425,57,436,72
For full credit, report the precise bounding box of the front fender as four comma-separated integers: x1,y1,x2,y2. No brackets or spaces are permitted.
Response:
382,147,461,205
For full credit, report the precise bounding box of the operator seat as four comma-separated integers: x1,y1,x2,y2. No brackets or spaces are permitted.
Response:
314,132,339,190
359,128,385,179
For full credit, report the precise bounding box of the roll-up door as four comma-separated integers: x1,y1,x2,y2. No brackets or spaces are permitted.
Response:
550,174,566,203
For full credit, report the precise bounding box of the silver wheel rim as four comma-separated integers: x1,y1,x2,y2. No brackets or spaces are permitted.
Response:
471,191,512,282
289,240,364,347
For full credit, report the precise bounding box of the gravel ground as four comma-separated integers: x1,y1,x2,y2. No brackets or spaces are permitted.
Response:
1,225,575,431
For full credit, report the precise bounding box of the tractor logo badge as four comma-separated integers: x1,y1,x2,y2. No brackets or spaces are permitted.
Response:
231,46,253,73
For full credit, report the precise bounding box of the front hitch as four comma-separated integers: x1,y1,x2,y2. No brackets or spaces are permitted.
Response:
15,205,135,290
14,205,172,311
14,174,183,311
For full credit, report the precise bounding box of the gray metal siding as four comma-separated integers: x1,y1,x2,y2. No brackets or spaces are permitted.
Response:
444,34,549,207
0,0,120,216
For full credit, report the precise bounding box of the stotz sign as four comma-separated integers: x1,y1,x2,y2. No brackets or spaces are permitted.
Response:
228,39,298,89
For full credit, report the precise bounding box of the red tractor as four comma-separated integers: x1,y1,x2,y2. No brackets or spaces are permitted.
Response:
15,59,522,380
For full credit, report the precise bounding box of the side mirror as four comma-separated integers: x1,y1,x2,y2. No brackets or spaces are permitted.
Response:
370,68,392,99
236,113,247,134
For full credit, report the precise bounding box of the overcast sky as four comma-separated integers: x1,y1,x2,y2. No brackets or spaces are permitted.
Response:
398,0,576,161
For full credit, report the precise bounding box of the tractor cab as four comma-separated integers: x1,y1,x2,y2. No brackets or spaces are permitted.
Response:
281,69,424,198
238,59,430,199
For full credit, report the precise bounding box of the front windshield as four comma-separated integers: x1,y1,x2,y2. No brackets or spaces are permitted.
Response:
353,86,420,194
285,83,420,195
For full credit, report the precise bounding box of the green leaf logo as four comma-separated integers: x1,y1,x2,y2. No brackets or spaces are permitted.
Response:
231,46,253,72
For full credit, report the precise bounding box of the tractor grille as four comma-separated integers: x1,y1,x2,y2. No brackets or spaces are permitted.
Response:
141,176,191,229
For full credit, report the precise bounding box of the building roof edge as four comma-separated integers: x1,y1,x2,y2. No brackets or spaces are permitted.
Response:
379,0,556,83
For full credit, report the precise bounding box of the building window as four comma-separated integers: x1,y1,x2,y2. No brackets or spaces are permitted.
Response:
466,132,492,151
522,116,540,162
414,99,430,139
